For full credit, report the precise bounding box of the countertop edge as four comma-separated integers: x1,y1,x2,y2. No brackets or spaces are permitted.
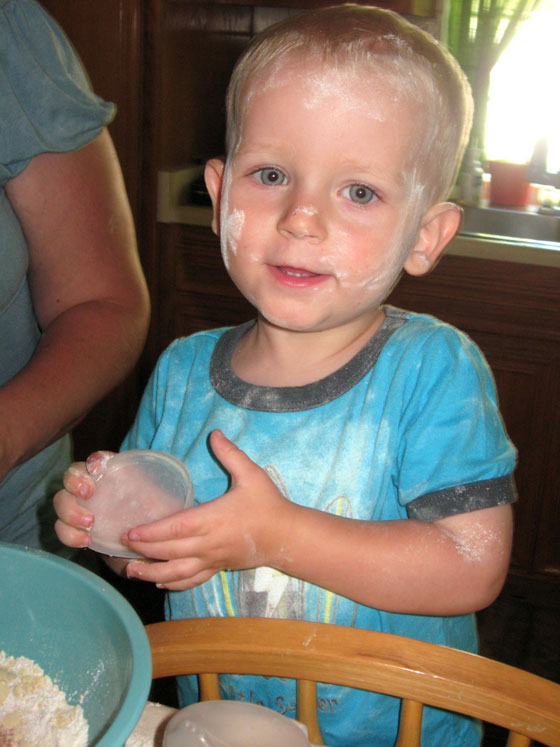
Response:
448,235,560,268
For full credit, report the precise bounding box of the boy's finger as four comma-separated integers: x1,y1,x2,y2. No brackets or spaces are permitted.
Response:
123,507,200,546
54,517,91,548
63,463,94,499
209,429,256,482
53,488,94,530
127,557,210,588
85,450,116,478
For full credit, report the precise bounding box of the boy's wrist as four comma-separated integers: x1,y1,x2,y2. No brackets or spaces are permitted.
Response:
264,500,319,577
262,498,304,573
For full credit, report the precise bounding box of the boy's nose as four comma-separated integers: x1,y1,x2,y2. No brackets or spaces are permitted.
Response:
278,202,325,242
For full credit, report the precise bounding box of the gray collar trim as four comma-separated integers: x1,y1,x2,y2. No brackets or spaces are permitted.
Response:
209,306,408,412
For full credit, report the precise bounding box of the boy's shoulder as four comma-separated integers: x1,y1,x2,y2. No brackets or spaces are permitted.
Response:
383,308,495,401
386,306,476,351
164,325,237,356
151,326,238,377
385,307,490,378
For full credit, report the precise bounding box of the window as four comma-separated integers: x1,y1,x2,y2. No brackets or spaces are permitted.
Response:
485,0,560,173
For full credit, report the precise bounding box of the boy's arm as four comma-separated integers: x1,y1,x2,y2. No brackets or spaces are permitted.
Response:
264,497,512,615
124,430,513,616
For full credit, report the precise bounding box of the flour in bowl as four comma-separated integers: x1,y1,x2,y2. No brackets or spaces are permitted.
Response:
0,651,88,746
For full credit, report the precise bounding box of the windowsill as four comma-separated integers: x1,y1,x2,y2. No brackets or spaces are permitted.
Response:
448,234,560,268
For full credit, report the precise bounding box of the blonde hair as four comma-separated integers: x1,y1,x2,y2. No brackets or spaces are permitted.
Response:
225,4,473,211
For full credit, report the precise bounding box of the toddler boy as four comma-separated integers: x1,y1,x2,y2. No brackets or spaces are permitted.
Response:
55,5,516,744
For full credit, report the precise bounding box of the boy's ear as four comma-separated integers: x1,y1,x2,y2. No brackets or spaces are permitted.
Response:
404,202,463,277
204,158,226,235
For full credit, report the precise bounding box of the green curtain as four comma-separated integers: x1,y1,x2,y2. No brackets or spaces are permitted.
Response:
443,0,540,156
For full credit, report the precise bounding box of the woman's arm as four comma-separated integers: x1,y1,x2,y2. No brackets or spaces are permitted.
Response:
0,129,150,480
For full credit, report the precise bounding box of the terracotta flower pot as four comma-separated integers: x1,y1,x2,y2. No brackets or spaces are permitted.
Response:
488,161,530,207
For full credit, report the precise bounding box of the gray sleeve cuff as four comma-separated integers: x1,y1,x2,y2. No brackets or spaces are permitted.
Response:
406,474,517,522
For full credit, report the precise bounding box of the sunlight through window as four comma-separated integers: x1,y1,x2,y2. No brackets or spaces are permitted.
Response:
485,0,560,172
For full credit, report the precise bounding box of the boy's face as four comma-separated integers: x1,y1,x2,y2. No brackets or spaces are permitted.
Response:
206,59,435,336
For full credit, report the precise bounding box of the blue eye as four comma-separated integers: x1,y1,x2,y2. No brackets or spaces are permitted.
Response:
343,184,377,204
256,167,287,186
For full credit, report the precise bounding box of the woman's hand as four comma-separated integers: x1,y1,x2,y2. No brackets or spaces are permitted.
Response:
123,430,295,590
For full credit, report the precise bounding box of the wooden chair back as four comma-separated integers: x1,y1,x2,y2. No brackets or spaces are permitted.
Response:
146,617,560,747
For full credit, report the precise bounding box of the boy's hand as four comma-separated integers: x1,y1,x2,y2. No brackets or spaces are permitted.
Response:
123,430,293,590
53,451,115,548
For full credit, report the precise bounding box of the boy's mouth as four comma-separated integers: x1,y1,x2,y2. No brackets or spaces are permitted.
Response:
279,266,319,278
268,264,329,288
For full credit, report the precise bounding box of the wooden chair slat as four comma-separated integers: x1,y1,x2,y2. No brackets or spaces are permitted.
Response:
198,672,220,701
506,732,533,747
297,679,323,745
395,698,423,747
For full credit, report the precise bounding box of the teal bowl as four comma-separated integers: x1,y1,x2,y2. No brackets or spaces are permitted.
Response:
0,542,152,745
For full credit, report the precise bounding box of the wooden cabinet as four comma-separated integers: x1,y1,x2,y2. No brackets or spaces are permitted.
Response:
40,0,559,593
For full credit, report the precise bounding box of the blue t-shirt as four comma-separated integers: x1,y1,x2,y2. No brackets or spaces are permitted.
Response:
122,307,517,746
0,0,114,548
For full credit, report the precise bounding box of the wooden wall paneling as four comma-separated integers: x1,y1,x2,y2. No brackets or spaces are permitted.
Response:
174,293,254,338
40,0,144,221
159,3,253,168
388,256,560,342
532,361,560,576
158,223,253,348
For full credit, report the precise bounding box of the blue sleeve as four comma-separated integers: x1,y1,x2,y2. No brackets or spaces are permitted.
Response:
0,0,115,183
394,323,517,520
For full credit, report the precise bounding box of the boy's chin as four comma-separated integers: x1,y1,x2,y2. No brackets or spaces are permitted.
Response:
258,313,315,333
256,309,328,334
257,308,383,336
